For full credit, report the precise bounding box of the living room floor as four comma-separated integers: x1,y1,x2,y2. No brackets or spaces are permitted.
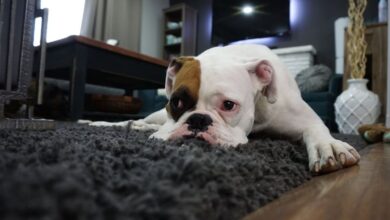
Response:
244,143,390,220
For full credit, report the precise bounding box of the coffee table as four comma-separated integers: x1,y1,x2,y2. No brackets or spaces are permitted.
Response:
33,35,169,120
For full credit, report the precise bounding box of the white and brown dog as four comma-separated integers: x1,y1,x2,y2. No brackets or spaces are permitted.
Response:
91,44,360,173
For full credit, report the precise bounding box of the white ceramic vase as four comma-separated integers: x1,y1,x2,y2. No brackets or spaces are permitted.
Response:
334,79,381,134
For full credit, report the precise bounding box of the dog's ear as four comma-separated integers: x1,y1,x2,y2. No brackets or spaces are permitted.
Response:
165,56,194,98
246,60,277,103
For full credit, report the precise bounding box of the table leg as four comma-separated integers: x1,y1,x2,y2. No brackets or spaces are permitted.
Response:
68,46,87,121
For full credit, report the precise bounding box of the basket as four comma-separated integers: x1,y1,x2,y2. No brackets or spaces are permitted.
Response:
86,94,142,114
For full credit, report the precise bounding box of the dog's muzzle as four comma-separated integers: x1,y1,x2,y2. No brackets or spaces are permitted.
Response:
186,113,213,133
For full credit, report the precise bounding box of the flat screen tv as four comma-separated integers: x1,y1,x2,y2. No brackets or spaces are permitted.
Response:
212,0,290,45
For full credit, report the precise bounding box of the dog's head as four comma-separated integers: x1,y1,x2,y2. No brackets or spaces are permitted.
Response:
151,54,277,146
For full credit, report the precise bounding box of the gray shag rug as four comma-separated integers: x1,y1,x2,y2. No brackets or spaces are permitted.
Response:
0,124,366,220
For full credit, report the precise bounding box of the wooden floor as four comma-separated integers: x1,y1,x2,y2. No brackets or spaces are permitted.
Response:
244,143,390,220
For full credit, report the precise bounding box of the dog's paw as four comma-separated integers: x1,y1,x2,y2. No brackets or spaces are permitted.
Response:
308,139,360,174
77,119,93,124
89,121,130,127
131,119,161,131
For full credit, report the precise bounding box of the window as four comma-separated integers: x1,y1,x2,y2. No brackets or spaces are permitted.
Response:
34,0,85,45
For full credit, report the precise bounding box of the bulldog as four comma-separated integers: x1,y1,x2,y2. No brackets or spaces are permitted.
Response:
91,44,360,173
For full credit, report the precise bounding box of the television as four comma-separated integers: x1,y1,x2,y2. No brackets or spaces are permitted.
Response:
212,0,290,45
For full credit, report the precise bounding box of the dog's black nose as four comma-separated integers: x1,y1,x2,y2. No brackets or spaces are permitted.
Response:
186,113,213,132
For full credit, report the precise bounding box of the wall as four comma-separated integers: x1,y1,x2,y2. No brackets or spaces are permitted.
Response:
138,0,170,112
140,0,170,58
170,0,378,71
386,1,390,126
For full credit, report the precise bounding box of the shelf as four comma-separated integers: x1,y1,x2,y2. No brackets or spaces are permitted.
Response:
163,4,196,60
165,28,182,36
164,6,182,22
164,43,181,50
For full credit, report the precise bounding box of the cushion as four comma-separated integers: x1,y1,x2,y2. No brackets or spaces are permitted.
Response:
301,92,335,102
295,65,332,93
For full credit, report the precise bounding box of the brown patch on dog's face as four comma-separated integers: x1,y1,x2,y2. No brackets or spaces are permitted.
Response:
166,57,201,121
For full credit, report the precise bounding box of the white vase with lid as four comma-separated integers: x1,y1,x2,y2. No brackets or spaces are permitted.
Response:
334,79,381,134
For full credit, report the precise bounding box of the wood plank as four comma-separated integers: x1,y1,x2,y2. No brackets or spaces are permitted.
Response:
44,35,169,67
343,23,388,122
74,36,169,67
244,143,390,220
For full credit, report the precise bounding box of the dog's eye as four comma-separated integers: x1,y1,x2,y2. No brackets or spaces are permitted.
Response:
222,100,237,111
171,98,183,110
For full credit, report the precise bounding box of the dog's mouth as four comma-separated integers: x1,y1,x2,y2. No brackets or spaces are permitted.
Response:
168,124,218,145
183,131,217,145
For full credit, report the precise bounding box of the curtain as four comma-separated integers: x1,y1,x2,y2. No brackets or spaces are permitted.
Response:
80,0,141,51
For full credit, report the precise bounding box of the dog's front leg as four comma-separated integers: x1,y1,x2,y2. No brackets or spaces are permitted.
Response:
87,108,167,131
131,108,168,131
303,122,360,173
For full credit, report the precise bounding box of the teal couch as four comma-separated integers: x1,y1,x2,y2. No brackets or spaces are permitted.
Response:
301,75,343,132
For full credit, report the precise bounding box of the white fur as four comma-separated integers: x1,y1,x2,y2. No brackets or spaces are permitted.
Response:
89,44,360,173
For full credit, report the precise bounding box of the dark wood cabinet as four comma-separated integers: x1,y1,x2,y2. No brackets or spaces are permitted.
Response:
163,4,197,60
344,23,388,121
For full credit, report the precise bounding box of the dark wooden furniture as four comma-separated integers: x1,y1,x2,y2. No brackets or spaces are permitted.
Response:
0,0,54,130
1,0,37,106
33,35,169,121
163,3,197,60
244,143,390,220
343,23,388,121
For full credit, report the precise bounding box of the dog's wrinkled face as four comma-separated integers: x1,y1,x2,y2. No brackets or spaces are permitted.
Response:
151,55,276,146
